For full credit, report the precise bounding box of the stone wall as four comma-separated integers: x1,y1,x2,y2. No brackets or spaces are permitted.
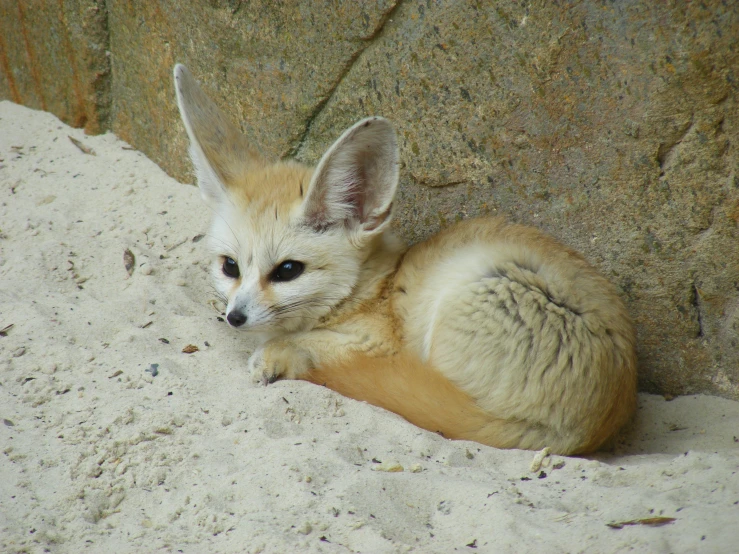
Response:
2,1,738,400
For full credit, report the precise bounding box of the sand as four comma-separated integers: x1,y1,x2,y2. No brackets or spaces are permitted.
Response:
1,100,738,553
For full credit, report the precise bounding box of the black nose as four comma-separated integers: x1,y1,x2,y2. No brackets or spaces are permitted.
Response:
227,311,247,327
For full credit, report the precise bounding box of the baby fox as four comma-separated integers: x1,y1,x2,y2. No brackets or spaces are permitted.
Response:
174,64,637,455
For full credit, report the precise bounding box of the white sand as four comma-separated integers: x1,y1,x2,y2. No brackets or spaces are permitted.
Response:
1,100,738,553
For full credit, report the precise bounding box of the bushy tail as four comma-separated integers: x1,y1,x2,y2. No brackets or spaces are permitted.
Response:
304,352,593,454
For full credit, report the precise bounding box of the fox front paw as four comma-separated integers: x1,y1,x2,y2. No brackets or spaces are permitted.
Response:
248,343,312,386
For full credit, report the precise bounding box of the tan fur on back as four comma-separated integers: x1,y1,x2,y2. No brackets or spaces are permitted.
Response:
392,218,637,453
174,64,638,455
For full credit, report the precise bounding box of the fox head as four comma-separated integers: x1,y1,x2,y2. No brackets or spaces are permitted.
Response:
173,64,400,335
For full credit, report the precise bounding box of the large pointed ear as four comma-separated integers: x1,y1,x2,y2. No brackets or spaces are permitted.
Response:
173,64,263,206
302,117,399,239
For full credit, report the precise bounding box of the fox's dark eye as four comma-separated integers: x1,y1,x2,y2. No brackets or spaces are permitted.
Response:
270,260,304,282
222,257,240,278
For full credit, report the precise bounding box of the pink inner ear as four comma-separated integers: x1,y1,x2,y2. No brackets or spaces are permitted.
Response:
345,164,368,221
304,117,397,232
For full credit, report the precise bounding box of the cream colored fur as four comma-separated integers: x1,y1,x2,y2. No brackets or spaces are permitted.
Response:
174,64,637,455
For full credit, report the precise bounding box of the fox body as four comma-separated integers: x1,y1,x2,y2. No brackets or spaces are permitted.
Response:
174,64,637,455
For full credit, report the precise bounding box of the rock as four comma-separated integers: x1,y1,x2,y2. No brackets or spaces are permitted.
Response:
1,1,737,399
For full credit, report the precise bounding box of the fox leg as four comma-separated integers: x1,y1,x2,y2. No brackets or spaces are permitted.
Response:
249,325,393,385
304,351,551,450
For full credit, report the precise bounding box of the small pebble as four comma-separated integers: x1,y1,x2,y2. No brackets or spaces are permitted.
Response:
372,462,403,473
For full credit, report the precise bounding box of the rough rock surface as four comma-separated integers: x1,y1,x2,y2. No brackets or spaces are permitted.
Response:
1,1,737,399
107,0,400,183
0,0,110,133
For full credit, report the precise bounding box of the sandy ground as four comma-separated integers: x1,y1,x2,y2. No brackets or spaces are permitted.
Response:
1,100,738,553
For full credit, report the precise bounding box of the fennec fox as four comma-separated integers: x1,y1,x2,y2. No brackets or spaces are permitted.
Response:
174,64,637,455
